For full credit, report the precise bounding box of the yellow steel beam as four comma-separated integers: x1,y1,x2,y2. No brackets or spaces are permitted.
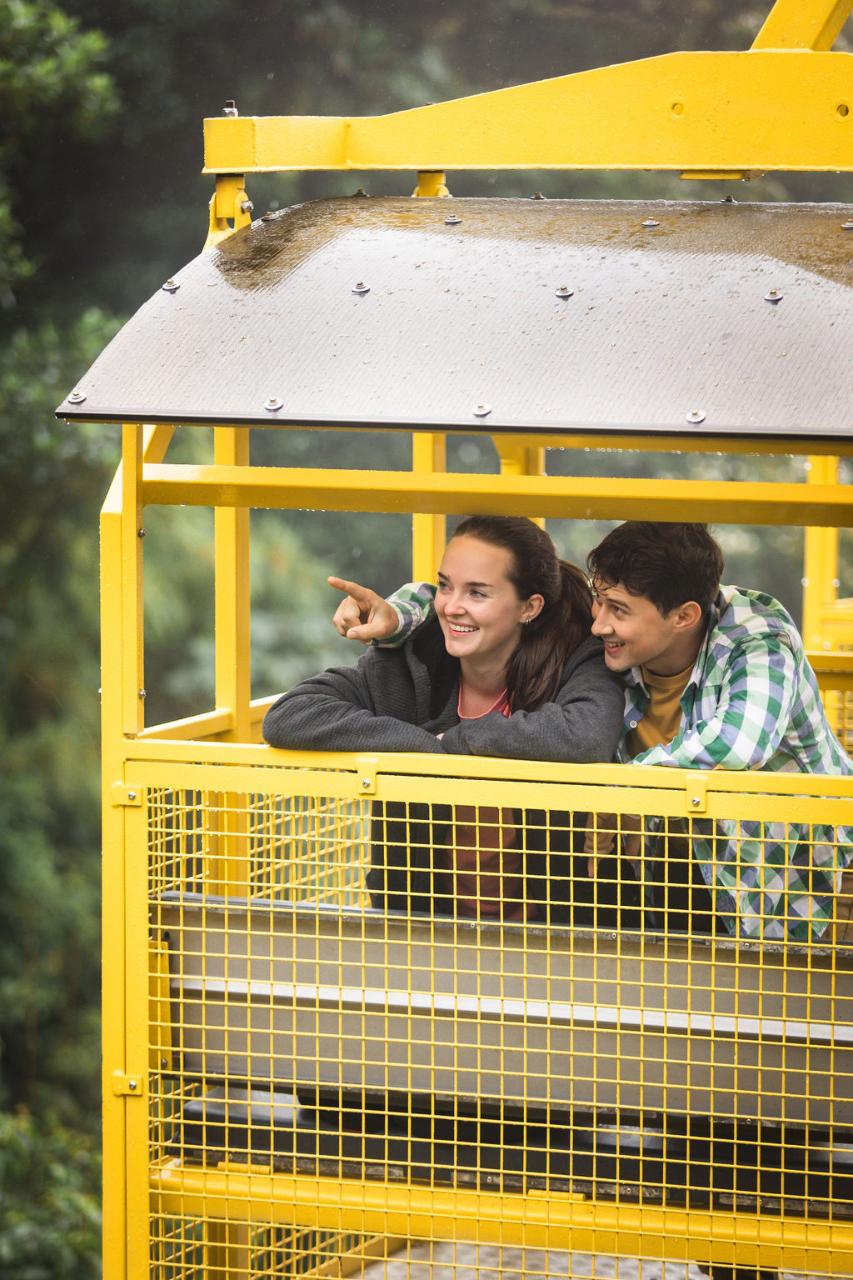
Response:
411,434,446,581
126,757,849,825
804,457,842,649
203,51,853,175
753,0,853,49
495,437,546,527
123,748,853,804
214,427,251,741
151,1163,853,1275
141,463,853,528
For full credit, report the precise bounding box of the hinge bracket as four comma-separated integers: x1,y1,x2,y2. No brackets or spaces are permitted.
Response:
111,782,142,807
112,1070,144,1097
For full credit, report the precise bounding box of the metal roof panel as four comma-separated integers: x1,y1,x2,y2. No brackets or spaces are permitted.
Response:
57,198,853,440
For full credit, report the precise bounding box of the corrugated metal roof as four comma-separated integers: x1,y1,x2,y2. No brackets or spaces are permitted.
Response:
57,197,853,440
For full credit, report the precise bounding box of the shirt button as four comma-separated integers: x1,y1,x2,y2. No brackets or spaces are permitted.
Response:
629,720,638,729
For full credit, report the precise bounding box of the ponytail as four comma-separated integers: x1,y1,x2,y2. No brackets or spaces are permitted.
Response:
505,560,592,711
453,516,592,712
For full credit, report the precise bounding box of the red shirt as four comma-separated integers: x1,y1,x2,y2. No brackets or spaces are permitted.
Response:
447,684,532,921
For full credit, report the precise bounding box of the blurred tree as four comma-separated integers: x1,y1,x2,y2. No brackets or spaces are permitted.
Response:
0,1110,100,1280
0,309,118,1118
0,0,116,307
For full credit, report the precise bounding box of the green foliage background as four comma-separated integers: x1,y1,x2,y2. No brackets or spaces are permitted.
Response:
0,1,850,1273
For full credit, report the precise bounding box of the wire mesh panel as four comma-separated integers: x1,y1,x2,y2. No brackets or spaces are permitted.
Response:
142,764,853,1280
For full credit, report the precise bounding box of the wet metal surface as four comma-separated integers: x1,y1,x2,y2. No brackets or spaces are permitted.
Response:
57,198,853,440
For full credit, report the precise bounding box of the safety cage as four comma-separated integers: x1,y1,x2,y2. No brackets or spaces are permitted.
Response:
59,5,853,1279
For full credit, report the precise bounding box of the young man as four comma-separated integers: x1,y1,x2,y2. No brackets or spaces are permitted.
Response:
328,522,852,942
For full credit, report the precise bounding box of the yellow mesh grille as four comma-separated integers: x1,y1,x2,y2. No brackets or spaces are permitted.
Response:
141,769,853,1279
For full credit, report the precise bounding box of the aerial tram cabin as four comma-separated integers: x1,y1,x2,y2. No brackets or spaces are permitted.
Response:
58,2,853,1277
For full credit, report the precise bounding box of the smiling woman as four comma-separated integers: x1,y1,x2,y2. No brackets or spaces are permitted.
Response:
263,515,625,922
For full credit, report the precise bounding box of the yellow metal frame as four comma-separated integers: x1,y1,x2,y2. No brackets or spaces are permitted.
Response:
101,420,852,1279
96,3,853,1276
203,0,852,202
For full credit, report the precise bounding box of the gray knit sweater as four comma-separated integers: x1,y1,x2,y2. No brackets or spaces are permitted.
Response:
263,616,623,763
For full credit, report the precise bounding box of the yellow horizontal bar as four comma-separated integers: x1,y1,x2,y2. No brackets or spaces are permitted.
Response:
138,706,235,741
124,757,849,823
522,434,853,458
142,464,852,527
150,1162,853,1273
810,653,853,674
203,51,853,174
121,740,853,800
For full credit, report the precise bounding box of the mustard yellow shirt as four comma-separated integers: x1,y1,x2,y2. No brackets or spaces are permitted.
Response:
626,663,693,757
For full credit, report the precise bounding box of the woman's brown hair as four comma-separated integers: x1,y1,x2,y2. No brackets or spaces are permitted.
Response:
452,516,592,711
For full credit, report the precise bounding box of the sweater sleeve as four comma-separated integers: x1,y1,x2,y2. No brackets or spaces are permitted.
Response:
262,654,446,753
439,639,624,763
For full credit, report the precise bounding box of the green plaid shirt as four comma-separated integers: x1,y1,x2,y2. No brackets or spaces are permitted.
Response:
385,581,853,941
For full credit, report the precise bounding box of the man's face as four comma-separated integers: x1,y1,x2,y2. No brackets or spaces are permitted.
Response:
590,578,690,675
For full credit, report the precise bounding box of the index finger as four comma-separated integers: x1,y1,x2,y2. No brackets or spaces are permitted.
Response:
327,576,377,603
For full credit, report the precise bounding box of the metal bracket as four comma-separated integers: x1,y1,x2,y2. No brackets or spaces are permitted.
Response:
111,782,142,807
356,760,378,796
112,1070,144,1097
688,776,709,815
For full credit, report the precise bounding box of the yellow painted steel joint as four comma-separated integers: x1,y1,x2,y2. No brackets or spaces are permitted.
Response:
204,173,254,250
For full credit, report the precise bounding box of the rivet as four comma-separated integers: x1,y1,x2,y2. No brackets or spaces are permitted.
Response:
240,199,254,214
686,409,706,425
352,281,370,295
351,187,369,198
555,285,574,299
360,778,371,790
128,791,137,801
264,397,283,413
842,221,853,231
160,1057,168,1069
161,279,180,293
67,388,87,404
261,212,275,222
691,796,701,808
721,195,735,204
642,218,660,228
128,1079,138,1091
473,403,492,418
444,214,462,225
138,688,146,699
530,192,546,200
137,528,146,538
764,288,783,303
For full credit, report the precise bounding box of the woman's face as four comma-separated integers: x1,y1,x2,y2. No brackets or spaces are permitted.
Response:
435,535,543,670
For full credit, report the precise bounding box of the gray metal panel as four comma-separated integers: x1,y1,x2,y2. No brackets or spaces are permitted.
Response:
58,198,853,440
162,900,853,1126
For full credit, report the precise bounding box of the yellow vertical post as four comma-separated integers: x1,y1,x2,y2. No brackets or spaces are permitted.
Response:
412,433,447,581
208,427,253,899
214,426,251,741
100,486,129,1280
494,436,546,527
123,801,153,1280
803,456,839,651
100,423,172,1280
121,423,145,734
